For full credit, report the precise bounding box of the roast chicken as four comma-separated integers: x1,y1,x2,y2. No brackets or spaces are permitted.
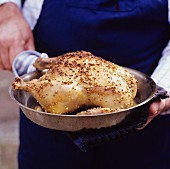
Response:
12,51,138,115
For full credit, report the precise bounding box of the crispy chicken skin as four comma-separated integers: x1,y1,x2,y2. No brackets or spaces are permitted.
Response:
12,51,138,114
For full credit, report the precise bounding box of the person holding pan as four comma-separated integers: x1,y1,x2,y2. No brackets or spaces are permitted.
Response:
0,1,170,169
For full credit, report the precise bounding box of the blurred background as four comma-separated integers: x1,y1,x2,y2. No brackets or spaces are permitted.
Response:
0,70,19,169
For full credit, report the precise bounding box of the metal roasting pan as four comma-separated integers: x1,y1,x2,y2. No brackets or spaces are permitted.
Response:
9,68,158,131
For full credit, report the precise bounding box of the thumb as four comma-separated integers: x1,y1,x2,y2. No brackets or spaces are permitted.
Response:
149,100,161,115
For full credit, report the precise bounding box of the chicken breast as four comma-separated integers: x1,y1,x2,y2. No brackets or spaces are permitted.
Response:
12,51,138,114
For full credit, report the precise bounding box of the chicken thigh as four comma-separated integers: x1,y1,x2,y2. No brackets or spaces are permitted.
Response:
13,51,138,114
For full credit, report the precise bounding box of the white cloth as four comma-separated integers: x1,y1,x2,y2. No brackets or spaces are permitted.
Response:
1,0,170,92
12,50,48,77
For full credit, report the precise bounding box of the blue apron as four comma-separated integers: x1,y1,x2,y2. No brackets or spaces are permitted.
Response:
19,0,170,169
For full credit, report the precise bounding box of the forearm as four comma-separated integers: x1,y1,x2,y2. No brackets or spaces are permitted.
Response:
151,41,170,92
0,0,21,7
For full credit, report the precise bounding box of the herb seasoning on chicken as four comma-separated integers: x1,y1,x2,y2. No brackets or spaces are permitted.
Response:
12,51,138,115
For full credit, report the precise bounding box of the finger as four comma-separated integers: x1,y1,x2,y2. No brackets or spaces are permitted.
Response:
9,44,25,67
0,47,11,70
0,51,4,69
24,34,35,51
137,101,161,130
0,60,4,69
149,100,162,114
162,96,170,111
138,98,170,130
149,98,170,115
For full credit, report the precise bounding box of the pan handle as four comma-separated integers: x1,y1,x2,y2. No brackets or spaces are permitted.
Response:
151,85,169,102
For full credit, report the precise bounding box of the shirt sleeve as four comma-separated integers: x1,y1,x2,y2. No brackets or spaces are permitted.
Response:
151,0,170,91
22,0,44,30
151,40,170,92
0,0,21,7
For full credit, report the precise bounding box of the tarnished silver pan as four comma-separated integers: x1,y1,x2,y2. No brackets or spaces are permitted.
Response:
9,68,167,131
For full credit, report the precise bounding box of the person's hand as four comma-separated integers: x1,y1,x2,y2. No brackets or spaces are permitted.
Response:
140,94,170,129
0,2,35,70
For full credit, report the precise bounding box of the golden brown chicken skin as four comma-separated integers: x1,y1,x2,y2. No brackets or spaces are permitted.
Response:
13,51,138,114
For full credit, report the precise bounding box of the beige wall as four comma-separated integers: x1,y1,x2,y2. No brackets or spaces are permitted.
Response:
0,70,19,169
